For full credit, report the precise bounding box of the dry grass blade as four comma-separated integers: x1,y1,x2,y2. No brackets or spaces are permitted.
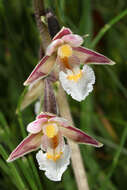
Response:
97,107,118,142
57,85,89,190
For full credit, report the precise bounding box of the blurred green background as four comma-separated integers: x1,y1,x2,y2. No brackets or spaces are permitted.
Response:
0,0,127,189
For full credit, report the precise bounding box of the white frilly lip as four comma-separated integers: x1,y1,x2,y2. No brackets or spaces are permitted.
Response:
36,145,71,181
59,65,95,101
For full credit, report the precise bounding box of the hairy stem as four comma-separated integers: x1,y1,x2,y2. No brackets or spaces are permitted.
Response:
33,0,51,51
57,85,89,190
43,79,57,114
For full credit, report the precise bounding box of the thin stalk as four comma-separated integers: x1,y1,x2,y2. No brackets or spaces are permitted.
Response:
99,124,127,190
91,9,127,49
17,111,27,138
28,156,43,190
57,85,89,190
43,79,57,114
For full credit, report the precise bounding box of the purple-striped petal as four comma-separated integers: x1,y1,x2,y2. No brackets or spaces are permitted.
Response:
73,46,115,65
27,118,48,134
7,133,42,162
24,55,56,86
60,125,103,147
53,27,72,41
61,34,83,47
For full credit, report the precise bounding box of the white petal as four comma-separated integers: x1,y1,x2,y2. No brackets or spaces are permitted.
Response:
36,145,71,181
59,65,95,101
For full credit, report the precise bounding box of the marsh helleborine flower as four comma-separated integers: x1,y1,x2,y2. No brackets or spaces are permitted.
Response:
24,27,115,101
7,112,102,181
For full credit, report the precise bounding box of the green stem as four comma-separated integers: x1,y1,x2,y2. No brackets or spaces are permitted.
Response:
91,9,127,49
0,145,27,190
28,155,43,190
99,125,127,190
17,111,27,138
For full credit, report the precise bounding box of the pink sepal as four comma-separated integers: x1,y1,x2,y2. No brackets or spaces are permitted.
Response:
73,46,115,65
27,118,48,134
46,39,64,56
7,133,42,162
53,27,72,41
61,34,83,47
24,55,56,86
60,125,103,147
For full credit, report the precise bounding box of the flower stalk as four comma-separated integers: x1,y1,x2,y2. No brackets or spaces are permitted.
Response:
43,78,57,114
33,0,51,51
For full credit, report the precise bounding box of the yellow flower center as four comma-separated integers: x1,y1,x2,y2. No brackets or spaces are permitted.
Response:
58,44,72,58
67,70,82,82
46,152,63,162
45,124,57,138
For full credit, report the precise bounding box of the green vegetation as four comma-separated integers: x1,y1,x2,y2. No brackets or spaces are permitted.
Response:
0,0,127,189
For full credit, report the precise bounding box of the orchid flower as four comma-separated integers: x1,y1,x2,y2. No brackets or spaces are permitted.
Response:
7,112,102,181
24,27,115,101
